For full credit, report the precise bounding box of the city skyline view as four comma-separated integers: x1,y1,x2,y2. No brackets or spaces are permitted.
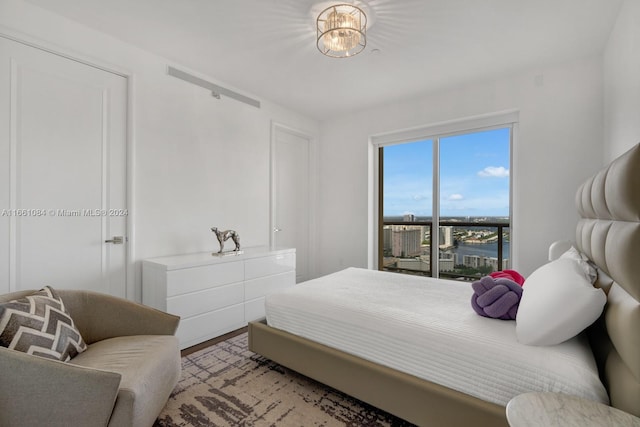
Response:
383,127,511,218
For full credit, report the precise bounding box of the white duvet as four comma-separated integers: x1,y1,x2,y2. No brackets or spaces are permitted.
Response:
265,267,609,406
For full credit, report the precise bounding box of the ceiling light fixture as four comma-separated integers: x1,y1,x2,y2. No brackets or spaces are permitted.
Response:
316,3,367,58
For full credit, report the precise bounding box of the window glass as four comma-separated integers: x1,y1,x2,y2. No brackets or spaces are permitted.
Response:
380,127,510,280
439,128,510,218
381,139,432,275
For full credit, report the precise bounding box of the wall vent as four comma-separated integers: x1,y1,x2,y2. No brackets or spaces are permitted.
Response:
168,66,260,108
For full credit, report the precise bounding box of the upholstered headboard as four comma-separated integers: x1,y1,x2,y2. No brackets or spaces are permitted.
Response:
575,143,640,416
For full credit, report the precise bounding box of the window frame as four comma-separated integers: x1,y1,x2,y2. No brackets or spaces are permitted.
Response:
368,110,518,276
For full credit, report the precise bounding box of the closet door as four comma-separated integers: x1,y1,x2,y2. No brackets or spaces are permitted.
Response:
271,124,311,283
0,37,128,297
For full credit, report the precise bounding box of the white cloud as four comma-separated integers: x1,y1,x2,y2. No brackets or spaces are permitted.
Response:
478,166,509,178
448,194,464,200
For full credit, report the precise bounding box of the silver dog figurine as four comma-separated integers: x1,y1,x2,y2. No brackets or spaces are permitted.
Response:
211,227,241,253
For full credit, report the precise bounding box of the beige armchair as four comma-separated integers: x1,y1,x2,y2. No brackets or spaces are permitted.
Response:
0,289,181,427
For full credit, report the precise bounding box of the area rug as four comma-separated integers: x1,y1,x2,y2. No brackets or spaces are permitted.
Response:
154,332,415,426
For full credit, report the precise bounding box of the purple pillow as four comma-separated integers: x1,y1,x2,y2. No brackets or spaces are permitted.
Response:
471,276,523,320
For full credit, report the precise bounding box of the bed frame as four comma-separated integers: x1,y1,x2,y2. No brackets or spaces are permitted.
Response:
249,143,640,426
248,320,506,426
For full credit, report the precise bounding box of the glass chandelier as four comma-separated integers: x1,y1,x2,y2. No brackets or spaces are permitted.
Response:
316,4,367,58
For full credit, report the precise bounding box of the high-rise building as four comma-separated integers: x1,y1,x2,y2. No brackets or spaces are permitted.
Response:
463,255,482,268
391,228,421,257
383,227,392,252
463,255,510,271
439,226,453,248
440,250,458,265
403,213,416,222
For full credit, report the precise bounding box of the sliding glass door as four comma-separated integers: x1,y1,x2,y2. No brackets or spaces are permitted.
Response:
379,126,511,280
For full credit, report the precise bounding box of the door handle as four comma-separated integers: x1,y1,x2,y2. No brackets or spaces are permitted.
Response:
273,228,282,232
105,236,125,244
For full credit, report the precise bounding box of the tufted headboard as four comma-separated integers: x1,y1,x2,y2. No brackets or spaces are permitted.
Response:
574,142,640,416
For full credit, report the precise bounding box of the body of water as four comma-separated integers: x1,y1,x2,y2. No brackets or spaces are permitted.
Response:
448,241,510,260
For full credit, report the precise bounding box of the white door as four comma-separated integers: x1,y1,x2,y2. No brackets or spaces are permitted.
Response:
0,37,128,297
271,124,311,283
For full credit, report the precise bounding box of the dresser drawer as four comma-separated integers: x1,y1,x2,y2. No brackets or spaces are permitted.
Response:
167,282,243,318
166,261,243,297
245,270,296,301
245,252,295,280
176,303,245,349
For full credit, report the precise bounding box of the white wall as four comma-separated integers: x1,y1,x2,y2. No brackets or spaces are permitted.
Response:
604,0,640,161
318,55,604,277
0,0,319,301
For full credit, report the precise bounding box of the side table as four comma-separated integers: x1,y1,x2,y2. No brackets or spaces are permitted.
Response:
506,392,640,427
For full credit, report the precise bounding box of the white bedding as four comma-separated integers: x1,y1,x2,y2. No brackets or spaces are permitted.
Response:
265,267,609,406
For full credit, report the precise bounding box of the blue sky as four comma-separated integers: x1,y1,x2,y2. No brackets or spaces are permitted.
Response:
383,127,510,217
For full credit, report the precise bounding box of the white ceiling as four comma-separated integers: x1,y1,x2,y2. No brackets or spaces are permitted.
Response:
25,0,623,121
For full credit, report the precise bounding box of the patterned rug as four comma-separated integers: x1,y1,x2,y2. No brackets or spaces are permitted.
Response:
154,332,415,426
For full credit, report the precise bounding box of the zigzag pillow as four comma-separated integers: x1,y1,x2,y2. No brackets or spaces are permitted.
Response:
0,286,87,361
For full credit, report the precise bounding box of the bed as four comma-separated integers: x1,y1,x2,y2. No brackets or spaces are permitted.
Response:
248,142,640,426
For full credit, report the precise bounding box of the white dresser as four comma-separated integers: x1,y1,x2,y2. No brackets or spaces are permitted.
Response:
142,246,295,349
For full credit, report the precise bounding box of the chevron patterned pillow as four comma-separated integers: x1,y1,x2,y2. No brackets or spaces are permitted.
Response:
0,286,87,361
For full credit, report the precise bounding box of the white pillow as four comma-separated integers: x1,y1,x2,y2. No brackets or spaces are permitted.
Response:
559,246,597,284
516,257,606,346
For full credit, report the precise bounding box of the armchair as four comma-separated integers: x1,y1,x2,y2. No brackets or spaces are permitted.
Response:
0,289,181,427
